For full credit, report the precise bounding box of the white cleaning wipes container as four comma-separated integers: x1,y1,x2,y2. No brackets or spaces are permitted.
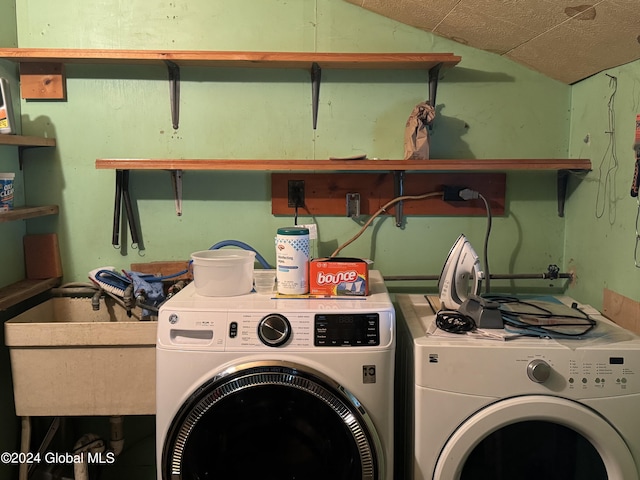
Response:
0,172,15,211
275,227,309,295
191,250,256,296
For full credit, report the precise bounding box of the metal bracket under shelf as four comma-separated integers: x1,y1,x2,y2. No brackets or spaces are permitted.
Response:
310,62,445,130
165,60,180,130
170,169,183,216
394,171,405,228
428,63,443,126
17,143,56,170
557,169,582,217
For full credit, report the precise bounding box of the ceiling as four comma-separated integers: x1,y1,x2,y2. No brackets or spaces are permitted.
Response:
345,0,640,84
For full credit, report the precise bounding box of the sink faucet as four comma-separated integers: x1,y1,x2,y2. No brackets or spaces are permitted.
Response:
123,284,135,317
91,289,103,311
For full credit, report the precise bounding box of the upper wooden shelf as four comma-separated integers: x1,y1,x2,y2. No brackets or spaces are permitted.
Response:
0,134,56,148
95,158,592,172
0,48,461,70
0,205,59,223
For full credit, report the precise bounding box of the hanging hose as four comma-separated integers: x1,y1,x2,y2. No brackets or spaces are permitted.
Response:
210,240,272,269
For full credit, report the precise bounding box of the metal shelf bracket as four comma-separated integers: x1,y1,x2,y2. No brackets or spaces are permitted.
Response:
311,62,321,129
557,169,570,217
170,169,183,216
394,171,405,228
428,63,443,128
165,61,180,130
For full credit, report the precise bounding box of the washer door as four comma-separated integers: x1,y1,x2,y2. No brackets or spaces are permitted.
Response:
161,361,383,480
434,395,637,480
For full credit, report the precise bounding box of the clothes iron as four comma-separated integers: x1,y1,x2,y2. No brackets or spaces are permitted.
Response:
438,234,484,310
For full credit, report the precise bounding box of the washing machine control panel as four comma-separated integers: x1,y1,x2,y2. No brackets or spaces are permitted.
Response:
314,313,380,346
158,308,393,350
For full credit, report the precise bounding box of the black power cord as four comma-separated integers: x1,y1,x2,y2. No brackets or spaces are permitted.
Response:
436,310,477,334
484,295,596,337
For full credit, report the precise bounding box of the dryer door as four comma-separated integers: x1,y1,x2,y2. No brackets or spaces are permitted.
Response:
434,395,637,479
161,361,383,480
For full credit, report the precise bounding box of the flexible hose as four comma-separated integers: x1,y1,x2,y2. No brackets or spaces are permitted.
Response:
209,240,271,269
330,191,443,258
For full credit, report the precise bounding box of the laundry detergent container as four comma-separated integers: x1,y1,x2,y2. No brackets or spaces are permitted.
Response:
191,250,256,296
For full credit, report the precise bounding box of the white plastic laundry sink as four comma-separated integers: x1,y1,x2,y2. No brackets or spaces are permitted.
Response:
4,296,156,416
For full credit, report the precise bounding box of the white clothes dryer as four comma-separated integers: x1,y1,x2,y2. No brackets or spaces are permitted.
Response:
156,271,395,480
396,294,640,480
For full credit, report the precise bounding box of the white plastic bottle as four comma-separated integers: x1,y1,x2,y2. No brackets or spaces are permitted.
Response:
0,78,16,135
275,227,309,294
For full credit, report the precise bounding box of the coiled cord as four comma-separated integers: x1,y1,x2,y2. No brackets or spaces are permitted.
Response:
436,310,477,334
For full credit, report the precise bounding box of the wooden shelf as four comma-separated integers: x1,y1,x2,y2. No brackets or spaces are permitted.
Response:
0,134,56,148
0,48,460,128
95,158,592,172
95,158,590,219
0,205,59,222
0,278,61,311
0,48,461,70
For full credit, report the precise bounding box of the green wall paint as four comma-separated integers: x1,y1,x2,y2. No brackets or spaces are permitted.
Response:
567,60,640,309
0,0,17,47
12,0,571,293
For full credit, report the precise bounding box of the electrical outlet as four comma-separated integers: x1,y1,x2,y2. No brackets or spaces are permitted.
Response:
288,180,305,208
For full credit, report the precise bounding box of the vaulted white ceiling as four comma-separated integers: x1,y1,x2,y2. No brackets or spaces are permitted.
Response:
345,0,640,84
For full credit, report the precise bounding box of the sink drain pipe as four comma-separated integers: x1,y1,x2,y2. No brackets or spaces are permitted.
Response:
73,416,124,480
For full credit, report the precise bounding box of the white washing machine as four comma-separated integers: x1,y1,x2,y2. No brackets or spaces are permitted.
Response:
156,271,395,480
396,294,640,480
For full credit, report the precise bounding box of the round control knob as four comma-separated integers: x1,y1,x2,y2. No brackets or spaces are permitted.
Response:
527,359,551,383
257,314,291,347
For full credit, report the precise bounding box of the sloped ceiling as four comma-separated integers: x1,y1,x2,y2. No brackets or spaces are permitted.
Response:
345,0,640,84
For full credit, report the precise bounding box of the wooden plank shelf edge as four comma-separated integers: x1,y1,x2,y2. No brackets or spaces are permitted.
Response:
0,134,56,148
0,205,59,223
0,278,61,311
0,48,461,70
95,158,592,172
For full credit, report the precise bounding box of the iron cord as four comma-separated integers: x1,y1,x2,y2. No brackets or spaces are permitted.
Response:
435,309,477,333
478,192,492,294
484,295,597,337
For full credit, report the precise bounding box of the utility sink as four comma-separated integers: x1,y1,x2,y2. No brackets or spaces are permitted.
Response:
4,296,156,417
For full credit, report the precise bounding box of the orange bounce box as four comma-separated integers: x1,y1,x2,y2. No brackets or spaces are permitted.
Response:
309,257,369,296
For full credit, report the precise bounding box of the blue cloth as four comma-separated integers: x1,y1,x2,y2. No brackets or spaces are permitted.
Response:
126,270,165,317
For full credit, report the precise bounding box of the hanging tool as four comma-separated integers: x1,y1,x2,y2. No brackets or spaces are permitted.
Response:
112,169,140,248
631,114,640,197
112,170,123,247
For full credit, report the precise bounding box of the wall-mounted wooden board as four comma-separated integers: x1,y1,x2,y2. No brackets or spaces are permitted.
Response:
603,288,640,334
271,172,506,216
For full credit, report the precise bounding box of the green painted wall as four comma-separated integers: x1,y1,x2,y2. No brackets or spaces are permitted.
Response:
12,0,570,293
0,0,17,47
567,60,640,309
